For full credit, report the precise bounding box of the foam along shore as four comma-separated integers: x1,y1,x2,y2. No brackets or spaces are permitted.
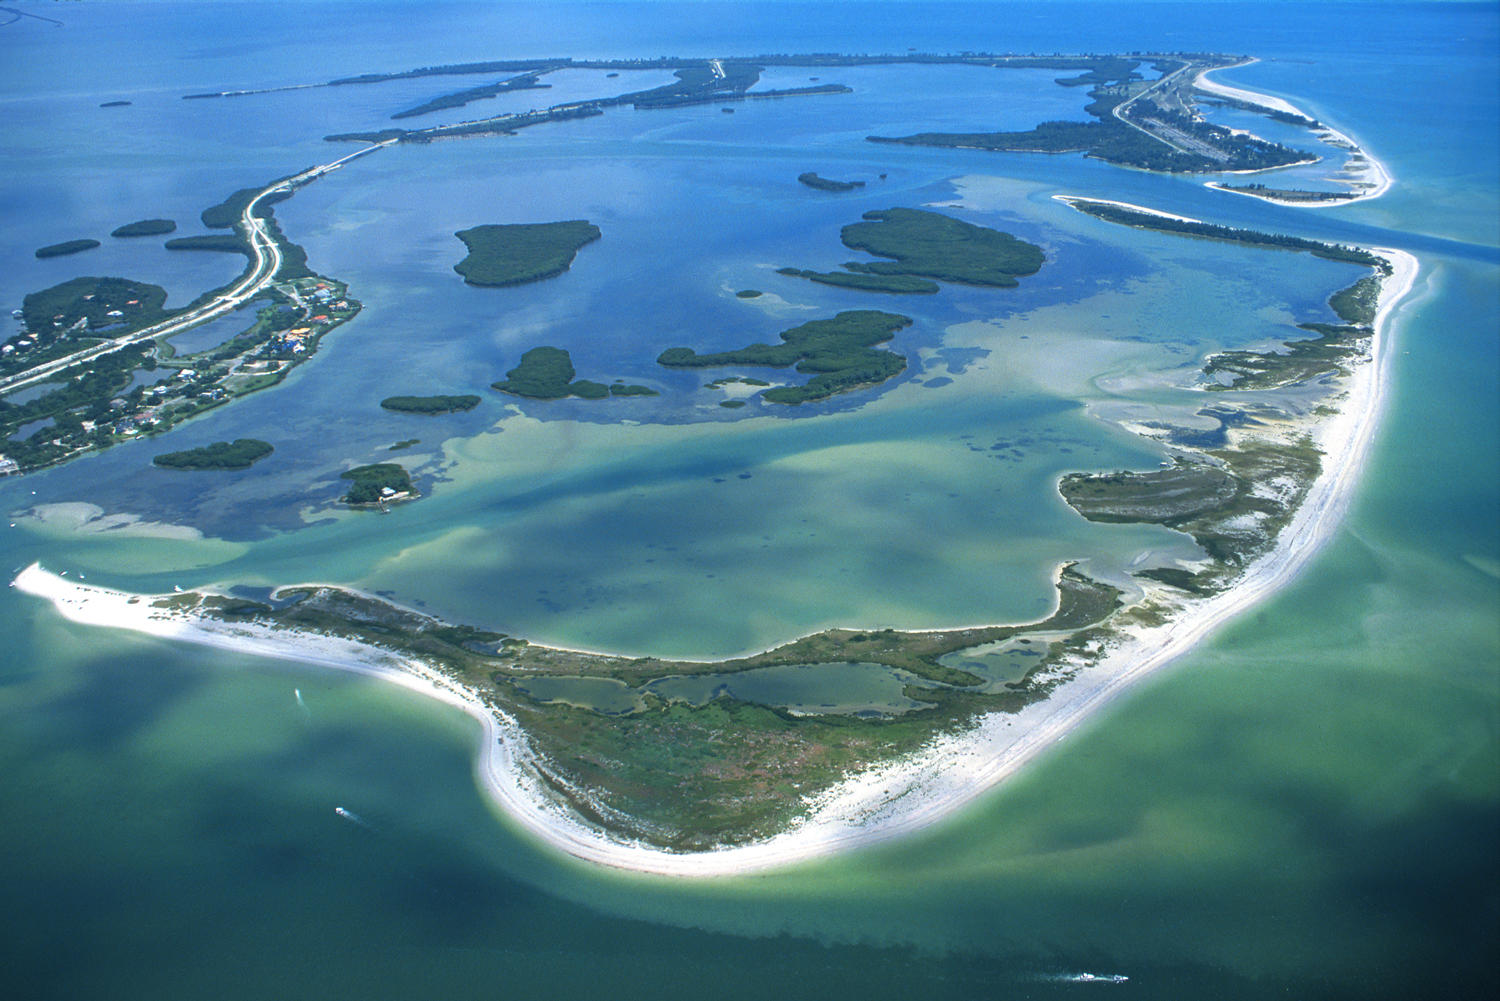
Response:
1195,60,1392,206
10,251,1417,877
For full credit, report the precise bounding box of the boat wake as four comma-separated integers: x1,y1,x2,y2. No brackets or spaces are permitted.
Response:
1042,972,1129,984
334,806,375,831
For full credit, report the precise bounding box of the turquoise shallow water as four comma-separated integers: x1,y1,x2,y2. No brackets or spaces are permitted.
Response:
1,3,1496,998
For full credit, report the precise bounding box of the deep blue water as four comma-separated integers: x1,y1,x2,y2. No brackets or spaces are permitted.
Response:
0,3,1496,999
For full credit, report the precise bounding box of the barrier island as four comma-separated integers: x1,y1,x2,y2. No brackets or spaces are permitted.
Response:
19,226,1414,869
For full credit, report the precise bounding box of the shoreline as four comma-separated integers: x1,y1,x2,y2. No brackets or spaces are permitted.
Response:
1194,61,1392,206
8,249,1419,877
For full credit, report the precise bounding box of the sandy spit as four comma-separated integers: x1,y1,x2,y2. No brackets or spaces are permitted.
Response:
12,250,1418,878
1194,60,1392,206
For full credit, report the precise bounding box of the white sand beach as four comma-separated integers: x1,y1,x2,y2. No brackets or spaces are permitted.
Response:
12,247,1420,878
1195,60,1392,205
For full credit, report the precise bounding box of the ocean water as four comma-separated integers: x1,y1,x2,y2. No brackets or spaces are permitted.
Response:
1,3,1496,998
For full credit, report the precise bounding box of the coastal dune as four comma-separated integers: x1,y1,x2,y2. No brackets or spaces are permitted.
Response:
13,247,1420,878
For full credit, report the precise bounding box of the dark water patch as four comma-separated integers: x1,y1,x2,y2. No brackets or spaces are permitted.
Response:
29,655,205,754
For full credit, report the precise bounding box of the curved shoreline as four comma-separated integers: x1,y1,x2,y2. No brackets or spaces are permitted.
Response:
12,247,1419,877
1195,60,1392,206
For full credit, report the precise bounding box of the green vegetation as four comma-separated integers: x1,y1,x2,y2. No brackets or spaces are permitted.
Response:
390,439,421,450
379,394,481,414
200,185,292,229
35,240,100,259
99,100,131,108
719,399,746,408
3,274,360,473
324,128,410,144
776,267,940,294
735,289,763,299
340,463,415,505
840,208,1045,286
798,172,865,192
1213,182,1355,203
1135,566,1215,596
779,208,1044,296
1328,273,1383,325
1061,461,1238,524
608,383,659,397
19,276,169,334
181,564,1121,848
391,72,550,119
1055,205,1390,567
1061,198,1387,268
111,219,177,238
153,438,273,470
453,221,602,287
492,346,654,400
869,56,1311,173
164,234,250,255
1204,322,1367,391
658,310,911,404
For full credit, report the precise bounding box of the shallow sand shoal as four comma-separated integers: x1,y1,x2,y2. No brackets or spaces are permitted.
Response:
11,248,1419,878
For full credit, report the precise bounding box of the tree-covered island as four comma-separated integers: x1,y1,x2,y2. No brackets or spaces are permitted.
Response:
380,394,482,414
453,221,602,287
798,172,865,192
153,438,273,470
779,207,1044,294
111,219,177,238
34,240,100,259
658,309,912,404
492,346,657,400
341,462,417,505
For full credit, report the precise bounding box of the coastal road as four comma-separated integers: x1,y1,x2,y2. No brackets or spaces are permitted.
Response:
0,140,394,397
1110,59,1212,158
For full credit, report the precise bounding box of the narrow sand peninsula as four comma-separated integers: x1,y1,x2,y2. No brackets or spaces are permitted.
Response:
1195,60,1392,206
13,249,1419,877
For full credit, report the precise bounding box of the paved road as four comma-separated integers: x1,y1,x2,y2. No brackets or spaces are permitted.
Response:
0,140,393,397
1109,61,1205,157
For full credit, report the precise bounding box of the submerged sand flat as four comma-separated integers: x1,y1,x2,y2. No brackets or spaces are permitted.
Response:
15,249,1420,875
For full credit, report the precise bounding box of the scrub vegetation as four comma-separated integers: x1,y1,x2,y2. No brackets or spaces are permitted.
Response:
185,566,1121,849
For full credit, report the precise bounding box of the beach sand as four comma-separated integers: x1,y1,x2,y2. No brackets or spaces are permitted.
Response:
1195,61,1392,206
12,248,1420,878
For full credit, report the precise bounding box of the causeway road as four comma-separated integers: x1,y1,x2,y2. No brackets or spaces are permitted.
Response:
0,140,393,397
